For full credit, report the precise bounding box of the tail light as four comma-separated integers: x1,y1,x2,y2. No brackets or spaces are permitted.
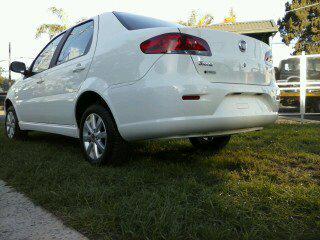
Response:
265,50,273,65
140,33,212,56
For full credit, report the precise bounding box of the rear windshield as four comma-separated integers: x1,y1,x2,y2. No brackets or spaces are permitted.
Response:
113,12,181,30
278,58,300,80
277,57,320,81
307,57,320,81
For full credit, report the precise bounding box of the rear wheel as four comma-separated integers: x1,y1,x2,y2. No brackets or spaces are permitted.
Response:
80,105,128,165
313,99,320,113
189,135,231,152
4,106,28,140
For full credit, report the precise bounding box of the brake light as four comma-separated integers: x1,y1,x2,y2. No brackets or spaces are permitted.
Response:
265,50,273,65
140,33,212,56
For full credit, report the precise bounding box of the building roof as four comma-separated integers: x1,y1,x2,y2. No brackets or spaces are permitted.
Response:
210,20,278,34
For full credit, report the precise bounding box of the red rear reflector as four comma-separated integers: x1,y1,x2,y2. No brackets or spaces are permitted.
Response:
140,33,211,56
182,95,200,100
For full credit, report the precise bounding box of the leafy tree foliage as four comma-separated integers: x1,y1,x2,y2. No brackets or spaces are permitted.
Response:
0,67,5,86
178,10,214,27
278,1,320,55
35,7,68,40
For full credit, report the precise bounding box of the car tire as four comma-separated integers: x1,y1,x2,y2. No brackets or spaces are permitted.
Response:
79,104,128,165
4,106,28,140
313,100,320,113
189,135,231,151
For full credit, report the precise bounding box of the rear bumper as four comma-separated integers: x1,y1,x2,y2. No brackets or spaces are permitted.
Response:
120,113,277,140
109,80,279,141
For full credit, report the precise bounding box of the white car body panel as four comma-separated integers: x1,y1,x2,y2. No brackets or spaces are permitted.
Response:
13,72,44,123
5,12,279,141
90,14,181,85
19,121,79,138
37,16,99,125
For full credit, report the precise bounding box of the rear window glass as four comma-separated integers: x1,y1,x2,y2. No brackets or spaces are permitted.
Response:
307,57,320,81
278,58,300,81
113,12,181,30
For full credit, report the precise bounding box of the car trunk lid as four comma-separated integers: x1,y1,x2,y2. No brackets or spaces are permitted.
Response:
179,27,273,86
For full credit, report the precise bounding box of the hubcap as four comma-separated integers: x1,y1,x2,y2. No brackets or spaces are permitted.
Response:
6,112,16,139
83,113,107,160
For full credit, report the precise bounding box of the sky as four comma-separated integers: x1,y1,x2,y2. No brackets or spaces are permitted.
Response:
1,0,292,78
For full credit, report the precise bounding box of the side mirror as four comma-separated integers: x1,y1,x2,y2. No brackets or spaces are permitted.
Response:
10,61,27,74
274,67,280,80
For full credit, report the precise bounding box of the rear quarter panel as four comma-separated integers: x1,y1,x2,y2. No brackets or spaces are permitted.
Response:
87,12,180,86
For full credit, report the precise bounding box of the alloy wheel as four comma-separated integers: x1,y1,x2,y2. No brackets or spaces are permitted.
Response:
6,111,16,139
83,113,107,160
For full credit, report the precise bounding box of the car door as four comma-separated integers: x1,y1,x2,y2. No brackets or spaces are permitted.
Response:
16,33,65,123
37,19,97,125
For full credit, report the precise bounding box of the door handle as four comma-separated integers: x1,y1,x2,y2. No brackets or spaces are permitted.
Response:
73,63,86,73
36,80,44,84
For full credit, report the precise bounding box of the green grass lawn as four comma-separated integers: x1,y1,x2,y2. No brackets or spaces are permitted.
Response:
0,123,320,240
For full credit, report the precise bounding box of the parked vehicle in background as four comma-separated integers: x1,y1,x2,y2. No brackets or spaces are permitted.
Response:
5,12,279,165
276,56,320,112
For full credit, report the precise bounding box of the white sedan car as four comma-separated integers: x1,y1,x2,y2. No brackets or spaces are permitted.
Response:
5,12,279,165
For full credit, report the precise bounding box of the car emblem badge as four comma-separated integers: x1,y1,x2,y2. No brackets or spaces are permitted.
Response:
239,40,247,52
198,61,213,67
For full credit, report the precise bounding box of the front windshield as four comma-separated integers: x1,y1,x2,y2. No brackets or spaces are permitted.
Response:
278,58,300,81
277,57,320,82
307,57,320,81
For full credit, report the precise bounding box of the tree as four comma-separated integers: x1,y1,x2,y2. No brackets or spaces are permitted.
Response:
0,67,5,87
178,10,214,27
278,1,320,55
35,7,68,40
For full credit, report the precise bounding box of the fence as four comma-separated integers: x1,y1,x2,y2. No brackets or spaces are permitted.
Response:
276,53,320,122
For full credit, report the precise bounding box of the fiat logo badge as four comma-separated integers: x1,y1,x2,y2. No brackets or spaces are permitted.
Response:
239,40,247,52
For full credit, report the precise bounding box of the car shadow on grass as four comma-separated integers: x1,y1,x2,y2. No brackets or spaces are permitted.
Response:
25,132,80,149
130,140,218,163
23,132,248,172
7,131,249,190
15,132,232,190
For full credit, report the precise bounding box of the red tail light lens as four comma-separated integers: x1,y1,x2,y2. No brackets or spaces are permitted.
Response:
265,50,273,65
140,33,212,56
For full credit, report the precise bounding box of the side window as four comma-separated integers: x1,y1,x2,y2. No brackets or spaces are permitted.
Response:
32,34,64,73
57,21,94,65
307,57,320,81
